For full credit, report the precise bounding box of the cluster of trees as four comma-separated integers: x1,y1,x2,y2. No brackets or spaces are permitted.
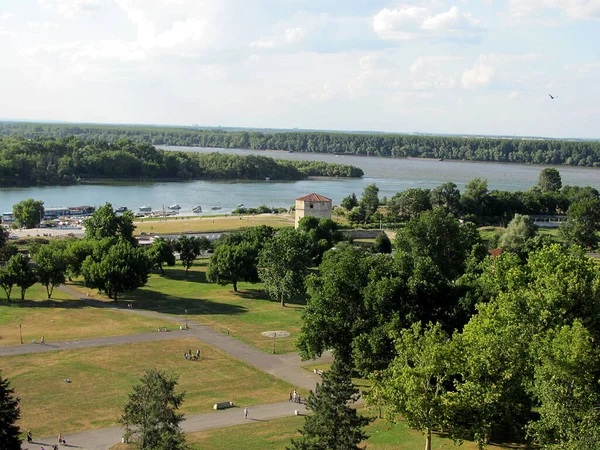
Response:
341,169,600,249
232,205,289,215
0,136,362,187
3,122,600,167
296,207,600,449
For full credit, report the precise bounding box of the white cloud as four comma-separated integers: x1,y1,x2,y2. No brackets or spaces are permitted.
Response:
509,0,600,20
27,21,59,30
373,5,485,41
38,0,102,18
0,12,13,20
462,61,495,89
250,27,305,49
409,56,461,89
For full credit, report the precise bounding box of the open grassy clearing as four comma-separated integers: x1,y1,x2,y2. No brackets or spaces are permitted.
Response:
2,338,294,437
68,261,304,354
0,284,166,346
112,413,526,450
133,213,294,235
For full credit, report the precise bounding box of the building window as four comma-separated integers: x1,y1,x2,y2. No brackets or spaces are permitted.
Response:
309,204,313,209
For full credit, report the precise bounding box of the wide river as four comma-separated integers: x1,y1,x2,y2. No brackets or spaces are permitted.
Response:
1,146,599,215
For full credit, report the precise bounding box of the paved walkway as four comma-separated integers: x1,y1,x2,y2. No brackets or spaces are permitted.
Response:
9,285,332,449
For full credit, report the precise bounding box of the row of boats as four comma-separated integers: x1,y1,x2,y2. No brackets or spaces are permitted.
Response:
136,203,244,214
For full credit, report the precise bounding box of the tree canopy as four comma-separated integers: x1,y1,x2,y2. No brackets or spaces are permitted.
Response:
0,371,21,449
12,198,44,228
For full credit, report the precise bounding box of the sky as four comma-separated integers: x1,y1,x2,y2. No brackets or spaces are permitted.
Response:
0,0,599,138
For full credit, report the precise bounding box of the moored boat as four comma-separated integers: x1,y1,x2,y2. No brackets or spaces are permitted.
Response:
192,205,202,213
168,204,181,210
116,206,128,213
210,204,222,210
139,205,152,212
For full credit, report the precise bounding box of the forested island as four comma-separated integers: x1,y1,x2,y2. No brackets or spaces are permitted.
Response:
0,136,363,187
1,122,599,167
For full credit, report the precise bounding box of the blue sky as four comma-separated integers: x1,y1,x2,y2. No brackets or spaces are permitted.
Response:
0,0,599,138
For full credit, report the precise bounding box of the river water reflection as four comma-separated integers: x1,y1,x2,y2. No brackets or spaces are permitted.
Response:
0,146,598,215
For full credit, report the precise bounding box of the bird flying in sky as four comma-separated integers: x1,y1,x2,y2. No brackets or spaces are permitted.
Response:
549,94,558,99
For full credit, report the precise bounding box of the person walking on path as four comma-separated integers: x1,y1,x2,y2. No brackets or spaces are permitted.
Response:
58,433,62,445
40,336,45,345
244,407,248,419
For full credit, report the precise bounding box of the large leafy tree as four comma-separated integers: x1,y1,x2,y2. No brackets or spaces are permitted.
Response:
527,321,600,450
498,213,538,255
84,202,136,244
341,192,359,211
174,236,210,274
297,216,344,264
207,240,259,292
538,168,562,192
12,198,44,228
34,243,67,298
81,239,151,302
289,359,371,450
258,228,311,307
0,259,17,302
388,188,431,220
9,253,37,302
429,182,461,216
0,371,21,449
560,197,600,249
359,183,380,223
368,322,457,450
460,178,489,223
121,368,186,450
146,238,175,275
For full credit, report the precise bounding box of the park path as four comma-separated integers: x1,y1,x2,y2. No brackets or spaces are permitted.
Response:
7,285,332,449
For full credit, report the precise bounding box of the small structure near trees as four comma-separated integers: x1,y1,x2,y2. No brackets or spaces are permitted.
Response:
295,193,332,228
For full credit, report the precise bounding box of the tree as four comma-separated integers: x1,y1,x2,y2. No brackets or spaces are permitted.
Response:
207,241,259,292
147,238,175,275
174,236,210,274
0,260,17,302
84,202,136,244
297,217,344,264
34,243,67,298
373,232,392,254
461,178,489,223
359,184,380,223
121,368,186,450
498,213,538,254
539,168,562,192
368,322,456,450
527,321,600,449
258,228,312,307
429,182,461,216
82,240,151,302
0,371,21,449
560,197,600,249
9,253,36,302
388,188,431,220
289,359,371,450
12,198,44,228
341,193,359,211
64,238,95,279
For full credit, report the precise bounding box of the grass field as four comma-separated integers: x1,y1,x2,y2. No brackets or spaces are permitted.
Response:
68,261,304,354
0,284,166,346
133,214,294,235
112,413,525,450
3,338,294,437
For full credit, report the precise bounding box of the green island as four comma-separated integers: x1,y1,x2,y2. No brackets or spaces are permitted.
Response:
0,135,363,187
2,121,600,166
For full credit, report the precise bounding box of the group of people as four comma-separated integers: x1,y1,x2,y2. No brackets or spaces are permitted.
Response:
289,389,302,404
25,431,66,449
184,348,201,361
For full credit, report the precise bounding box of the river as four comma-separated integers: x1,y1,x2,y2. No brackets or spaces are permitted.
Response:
0,146,598,215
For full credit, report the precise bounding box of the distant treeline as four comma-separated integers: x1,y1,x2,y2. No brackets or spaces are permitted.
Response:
0,136,363,187
1,122,599,167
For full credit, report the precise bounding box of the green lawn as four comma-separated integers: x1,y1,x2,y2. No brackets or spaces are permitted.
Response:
2,338,294,437
69,261,304,354
0,284,166,346
113,413,527,450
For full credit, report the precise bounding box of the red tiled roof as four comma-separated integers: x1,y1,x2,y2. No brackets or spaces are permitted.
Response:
489,248,503,258
296,193,332,202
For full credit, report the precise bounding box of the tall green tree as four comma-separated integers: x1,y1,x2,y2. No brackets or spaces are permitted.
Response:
9,253,37,301
0,371,21,449
297,217,343,264
121,369,186,450
289,359,371,450
146,238,175,275
258,228,311,307
527,321,600,450
34,243,67,298
12,198,44,228
368,322,457,450
560,197,600,249
388,188,431,220
360,184,380,223
538,168,562,192
84,202,136,244
373,232,392,254
430,182,461,216
498,213,538,254
461,178,489,223
207,241,258,292
341,193,359,211
81,240,151,302
0,260,17,302
175,236,210,274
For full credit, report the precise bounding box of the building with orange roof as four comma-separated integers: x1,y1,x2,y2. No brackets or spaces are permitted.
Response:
295,193,332,227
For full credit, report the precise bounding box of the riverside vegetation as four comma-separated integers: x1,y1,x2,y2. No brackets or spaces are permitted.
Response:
2,121,600,166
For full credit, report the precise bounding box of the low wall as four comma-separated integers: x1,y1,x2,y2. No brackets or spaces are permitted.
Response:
341,229,385,239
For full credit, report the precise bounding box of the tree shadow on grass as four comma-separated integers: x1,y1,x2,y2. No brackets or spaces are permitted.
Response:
160,268,207,283
0,298,87,309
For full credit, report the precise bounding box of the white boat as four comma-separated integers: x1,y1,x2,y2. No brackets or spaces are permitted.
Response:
168,204,181,210
192,205,202,213
139,205,152,212
116,206,128,213
210,204,222,210
237,203,245,208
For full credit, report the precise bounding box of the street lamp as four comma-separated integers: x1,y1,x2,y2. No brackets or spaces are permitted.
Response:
19,323,23,344
185,309,188,329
